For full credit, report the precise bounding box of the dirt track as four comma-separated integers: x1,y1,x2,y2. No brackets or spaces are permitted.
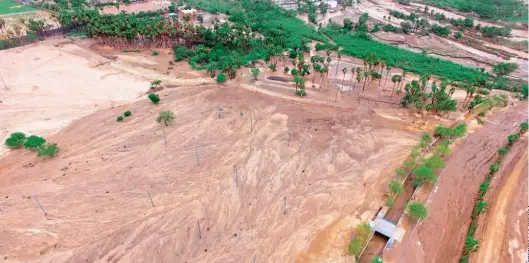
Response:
388,101,528,263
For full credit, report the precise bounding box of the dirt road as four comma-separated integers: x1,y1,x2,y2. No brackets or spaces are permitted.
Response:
474,141,528,263
390,101,528,263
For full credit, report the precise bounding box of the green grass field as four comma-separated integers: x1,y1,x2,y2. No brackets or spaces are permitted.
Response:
0,0,36,15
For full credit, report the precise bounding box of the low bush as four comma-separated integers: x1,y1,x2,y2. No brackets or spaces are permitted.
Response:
296,89,307,97
4,132,26,148
151,50,159,56
124,111,131,117
507,133,519,146
24,135,46,150
37,143,59,157
117,116,124,122
148,93,160,104
348,223,372,258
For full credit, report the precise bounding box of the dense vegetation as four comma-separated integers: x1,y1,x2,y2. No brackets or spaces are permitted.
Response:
423,0,528,22
322,26,477,82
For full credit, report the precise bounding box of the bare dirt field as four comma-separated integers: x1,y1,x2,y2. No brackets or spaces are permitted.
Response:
0,38,426,262
0,38,214,157
382,101,528,263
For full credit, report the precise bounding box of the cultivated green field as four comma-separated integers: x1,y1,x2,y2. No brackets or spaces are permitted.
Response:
0,0,36,15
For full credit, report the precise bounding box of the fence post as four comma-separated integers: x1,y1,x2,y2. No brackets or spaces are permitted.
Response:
283,197,287,215
163,129,167,146
148,191,155,207
32,195,47,215
197,220,202,239
196,147,200,165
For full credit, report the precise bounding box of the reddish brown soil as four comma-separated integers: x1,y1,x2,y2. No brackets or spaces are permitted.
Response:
474,141,528,263
0,71,420,262
384,101,528,263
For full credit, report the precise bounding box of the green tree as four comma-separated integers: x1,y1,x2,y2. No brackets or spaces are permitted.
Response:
423,154,445,170
216,73,227,85
24,135,46,150
124,111,131,117
492,62,518,77
4,132,26,148
454,30,463,39
117,116,124,122
507,133,519,146
412,165,437,186
37,143,59,157
156,110,175,126
148,93,160,104
407,202,428,220
251,68,260,80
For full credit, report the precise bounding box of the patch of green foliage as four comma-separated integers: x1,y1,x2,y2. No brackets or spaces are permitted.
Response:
24,135,46,150
148,93,160,104
124,111,131,117
348,223,372,258
156,110,175,126
151,50,159,56
0,0,36,15
116,116,124,122
423,0,528,22
4,132,26,148
37,143,59,157
322,27,477,81
407,202,428,220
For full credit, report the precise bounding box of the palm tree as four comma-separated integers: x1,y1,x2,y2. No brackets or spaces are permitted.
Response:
379,62,386,84
336,67,348,102
354,68,362,91
350,67,356,90
362,71,370,92
156,110,175,126
384,65,393,88
391,75,401,98
334,50,342,78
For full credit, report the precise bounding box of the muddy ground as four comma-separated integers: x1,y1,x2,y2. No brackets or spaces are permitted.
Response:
383,101,528,263
0,38,426,262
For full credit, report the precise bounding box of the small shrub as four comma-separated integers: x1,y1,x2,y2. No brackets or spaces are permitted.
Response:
395,167,406,177
507,133,519,146
37,143,59,157
296,89,307,97
124,111,131,117
148,93,160,104
497,147,508,156
520,122,528,133
151,51,159,56
117,116,124,122
251,68,260,80
419,132,432,148
489,163,499,174
150,80,162,89
284,66,289,73
386,198,395,207
5,132,26,148
24,135,46,150
268,64,277,71
216,73,227,84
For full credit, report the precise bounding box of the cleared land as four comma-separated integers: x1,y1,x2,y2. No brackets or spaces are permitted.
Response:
0,39,422,262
